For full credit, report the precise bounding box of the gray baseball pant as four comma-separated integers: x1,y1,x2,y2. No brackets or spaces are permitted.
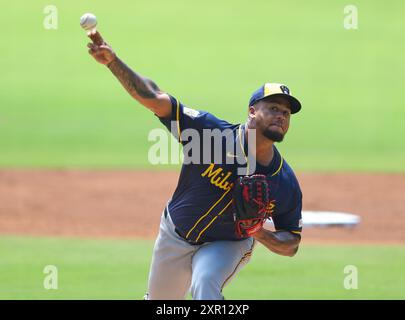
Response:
146,208,255,300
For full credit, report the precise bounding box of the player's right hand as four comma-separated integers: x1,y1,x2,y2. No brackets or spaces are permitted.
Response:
87,31,117,65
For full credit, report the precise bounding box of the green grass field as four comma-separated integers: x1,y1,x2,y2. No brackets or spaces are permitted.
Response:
1,236,404,300
1,0,405,171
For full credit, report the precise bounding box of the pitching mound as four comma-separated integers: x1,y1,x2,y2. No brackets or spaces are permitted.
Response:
0,170,404,244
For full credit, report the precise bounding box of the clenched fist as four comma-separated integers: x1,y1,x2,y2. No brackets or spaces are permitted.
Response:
87,31,116,65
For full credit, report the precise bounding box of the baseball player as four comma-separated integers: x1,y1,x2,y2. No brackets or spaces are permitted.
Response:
87,31,302,300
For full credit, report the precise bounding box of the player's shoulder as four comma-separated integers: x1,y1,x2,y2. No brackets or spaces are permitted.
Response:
171,95,237,131
200,111,238,131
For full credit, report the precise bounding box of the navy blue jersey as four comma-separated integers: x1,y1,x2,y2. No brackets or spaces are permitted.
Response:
156,95,302,243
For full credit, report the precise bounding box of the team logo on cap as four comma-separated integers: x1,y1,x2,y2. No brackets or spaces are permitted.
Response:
280,85,290,95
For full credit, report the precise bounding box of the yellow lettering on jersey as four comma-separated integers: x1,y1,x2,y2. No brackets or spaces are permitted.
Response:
201,163,222,179
218,172,233,190
201,164,233,191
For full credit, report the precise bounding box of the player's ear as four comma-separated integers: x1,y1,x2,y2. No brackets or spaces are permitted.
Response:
248,105,257,120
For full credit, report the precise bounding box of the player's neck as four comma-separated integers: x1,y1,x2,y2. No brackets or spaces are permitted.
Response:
245,124,274,167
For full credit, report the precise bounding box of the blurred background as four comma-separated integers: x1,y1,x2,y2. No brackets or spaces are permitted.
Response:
0,0,404,300
1,0,404,170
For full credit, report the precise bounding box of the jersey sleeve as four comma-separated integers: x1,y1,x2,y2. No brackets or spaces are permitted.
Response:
155,95,231,145
271,187,303,236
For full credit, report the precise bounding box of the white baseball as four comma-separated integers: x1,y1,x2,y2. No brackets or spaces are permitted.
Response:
80,13,97,31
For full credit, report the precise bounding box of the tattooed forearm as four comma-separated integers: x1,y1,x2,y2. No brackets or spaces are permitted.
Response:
107,57,160,100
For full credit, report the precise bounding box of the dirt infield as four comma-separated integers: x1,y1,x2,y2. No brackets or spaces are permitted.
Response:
0,170,404,244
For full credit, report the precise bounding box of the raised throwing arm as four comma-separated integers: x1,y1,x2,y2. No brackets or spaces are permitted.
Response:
87,31,171,118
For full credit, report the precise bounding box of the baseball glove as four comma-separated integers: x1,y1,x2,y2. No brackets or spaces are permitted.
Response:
233,174,272,237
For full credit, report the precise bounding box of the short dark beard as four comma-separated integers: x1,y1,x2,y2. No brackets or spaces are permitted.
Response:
263,128,284,142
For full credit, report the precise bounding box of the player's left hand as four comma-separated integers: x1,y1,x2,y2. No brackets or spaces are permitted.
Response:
233,174,272,237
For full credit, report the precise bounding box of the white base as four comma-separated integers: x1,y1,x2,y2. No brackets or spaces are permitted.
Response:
265,210,361,229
